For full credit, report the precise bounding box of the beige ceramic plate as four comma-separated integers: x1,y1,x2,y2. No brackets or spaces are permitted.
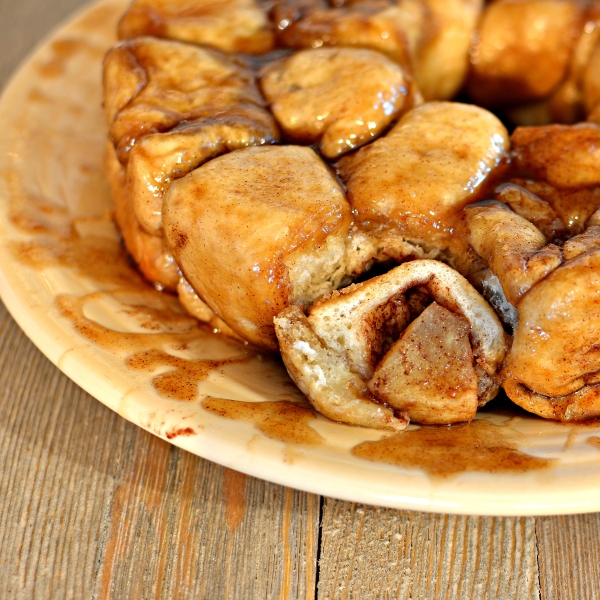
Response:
1,0,600,516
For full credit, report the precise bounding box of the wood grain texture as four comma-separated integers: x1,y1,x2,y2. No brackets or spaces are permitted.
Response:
0,302,319,599
536,514,600,600
316,500,540,600
0,0,89,90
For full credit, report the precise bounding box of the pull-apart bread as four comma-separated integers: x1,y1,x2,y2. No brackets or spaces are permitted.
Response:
103,35,279,294
163,145,353,350
260,47,418,158
465,123,600,422
118,0,275,54
468,0,600,126
337,102,509,273
274,260,505,430
104,0,600,429
271,0,482,100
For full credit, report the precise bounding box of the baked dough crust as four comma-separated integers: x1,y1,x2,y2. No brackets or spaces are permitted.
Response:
275,260,506,428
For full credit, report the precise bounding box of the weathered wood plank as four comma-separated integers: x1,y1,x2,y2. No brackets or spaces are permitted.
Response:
0,0,89,89
316,499,540,600
536,514,600,600
93,446,320,599
0,301,319,598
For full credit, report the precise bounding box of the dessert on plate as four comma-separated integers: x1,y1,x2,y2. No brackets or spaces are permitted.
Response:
103,0,600,429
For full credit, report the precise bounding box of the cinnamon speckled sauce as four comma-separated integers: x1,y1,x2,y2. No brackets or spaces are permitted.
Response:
3,0,600,515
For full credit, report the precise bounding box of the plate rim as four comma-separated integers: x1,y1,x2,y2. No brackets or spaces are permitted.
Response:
2,0,600,517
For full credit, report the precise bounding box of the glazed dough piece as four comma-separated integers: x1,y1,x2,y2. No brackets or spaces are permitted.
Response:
103,37,279,236
272,0,427,69
465,201,563,306
464,124,600,324
337,102,508,257
494,183,567,241
501,249,600,421
561,226,600,260
512,123,600,189
104,37,265,160
462,121,600,420
260,47,417,158
413,0,482,101
468,0,584,108
126,110,278,236
272,0,481,100
106,142,180,290
118,0,274,54
163,145,353,350
543,3,600,124
275,260,506,428
469,1,600,125
510,124,600,235
584,27,600,116
176,276,244,340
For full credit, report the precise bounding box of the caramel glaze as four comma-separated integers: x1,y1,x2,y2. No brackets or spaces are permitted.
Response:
202,397,325,446
12,236,143,291
3,168,72,237
27,90,49,104
128,350,248,401
353,420,554,478
5,165,251,404
36,39,105,79
165,427,196,440
587,437,600,450
56,291,250,398
56,289,252,399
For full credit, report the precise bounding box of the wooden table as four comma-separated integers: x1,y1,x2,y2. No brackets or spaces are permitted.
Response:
1,1,599,597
